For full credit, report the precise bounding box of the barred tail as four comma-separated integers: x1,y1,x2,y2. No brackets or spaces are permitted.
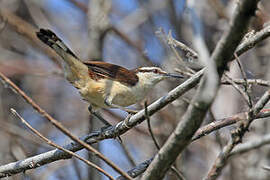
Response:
36,29,89,84
36,29,78,59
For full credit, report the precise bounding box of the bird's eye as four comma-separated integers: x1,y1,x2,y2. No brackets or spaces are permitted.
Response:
154,69,158,73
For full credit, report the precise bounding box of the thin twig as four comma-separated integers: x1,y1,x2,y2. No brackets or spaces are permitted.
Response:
230,133,270,157
0,121,51,149
117,108,270,179
175,68,194,77
114,107,270,179
0,67,203,178
169,166,186,180
167,31,198,60
110,26,153,66
119,143,136,167
69,0,88,13
163,29,197,74
193,108,270,141
234,53,253,107
145,102,185,180
1,22,270,177
0,10,61,67
224,74,251,106
262,166,270,171
2,106,270,179
116,158,154,180
234,25,270,60
88,106,112,127
208,110,224,149
143,0,260,178
214,0,260,76
222,78,270,87
10,108,114,180
0,71,132,180
205,89,270,180
72,158,83,180
145,101,160,149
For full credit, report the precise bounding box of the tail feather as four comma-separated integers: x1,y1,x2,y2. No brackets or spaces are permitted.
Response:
36,29,78,59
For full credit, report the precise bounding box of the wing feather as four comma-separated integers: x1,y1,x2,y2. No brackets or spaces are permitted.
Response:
84,61,138,86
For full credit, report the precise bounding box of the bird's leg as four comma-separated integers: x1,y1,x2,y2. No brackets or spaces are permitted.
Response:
104,98,138,114
88,105,122,143
88,105,111,127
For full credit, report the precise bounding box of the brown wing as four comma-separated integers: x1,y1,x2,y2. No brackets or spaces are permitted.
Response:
83,61,138,86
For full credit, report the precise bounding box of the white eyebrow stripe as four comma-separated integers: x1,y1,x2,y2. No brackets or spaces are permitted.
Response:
138,67,159,71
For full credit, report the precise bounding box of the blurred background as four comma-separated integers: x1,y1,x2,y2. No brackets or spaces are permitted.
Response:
0,0,270,179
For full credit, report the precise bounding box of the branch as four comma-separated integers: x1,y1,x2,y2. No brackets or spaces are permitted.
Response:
0,10,61,67
141,68,217,180
1,5,269,177
116,108,270,179
116,158,154,180
1,101,270,179
141,0,260,179
0,68,202,178
215,0,260,76
222,78,270,87
223,74,251,106
87,0,110,59
68,0,153,65
230,133,270,157
10,109,114,180
0,71,132,179
145,102,185,180
193,108,270,140
205,89,270,180
234,25,270,59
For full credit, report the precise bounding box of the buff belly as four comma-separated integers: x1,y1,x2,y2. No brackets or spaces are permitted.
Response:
79,78,139,109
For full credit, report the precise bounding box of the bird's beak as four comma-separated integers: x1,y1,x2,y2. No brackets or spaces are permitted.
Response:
164,73,184,78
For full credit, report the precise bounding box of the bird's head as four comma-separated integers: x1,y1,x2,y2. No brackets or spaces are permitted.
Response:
134,67,183,86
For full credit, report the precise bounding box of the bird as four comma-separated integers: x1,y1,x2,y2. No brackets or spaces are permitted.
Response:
36,29,183,116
